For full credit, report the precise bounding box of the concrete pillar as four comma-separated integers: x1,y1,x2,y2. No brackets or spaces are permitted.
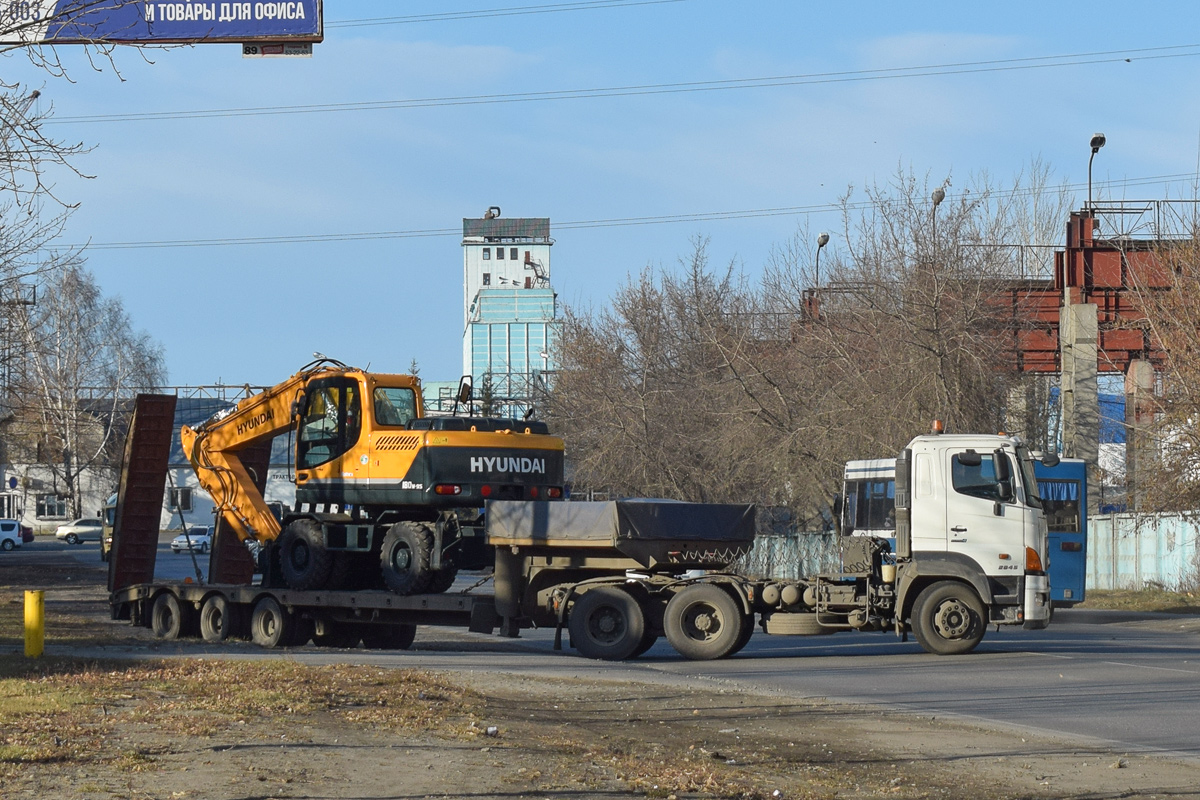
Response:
1124,359,1156,511
1060,302,1100,514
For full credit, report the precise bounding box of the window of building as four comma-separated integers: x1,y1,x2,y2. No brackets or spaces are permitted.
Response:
482,248,491,260
36,493,67,519
168,487,193,512
482,273,491,286
510,247,519,261
496,246,505,260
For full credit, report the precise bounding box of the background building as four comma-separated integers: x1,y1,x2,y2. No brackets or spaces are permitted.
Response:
461,208,558,417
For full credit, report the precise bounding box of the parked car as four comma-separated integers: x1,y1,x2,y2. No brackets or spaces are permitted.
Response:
20,524,33,544
55,518,104,545
170,527,213,554
0,519,22,551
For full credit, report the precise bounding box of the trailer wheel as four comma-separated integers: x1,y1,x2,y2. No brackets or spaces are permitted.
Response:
569,587,645,661
361,623,417,650
278,519,334,590
910,581,986,656
380,522,434,595
250,596,295,648
313,623,362,648
150,593,189,640
664,584,742,660
199,594,241,642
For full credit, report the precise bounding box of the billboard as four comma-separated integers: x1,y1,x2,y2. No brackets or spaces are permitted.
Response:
0,0,322,44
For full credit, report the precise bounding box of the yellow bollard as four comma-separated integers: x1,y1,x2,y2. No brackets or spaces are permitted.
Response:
25,590,44,658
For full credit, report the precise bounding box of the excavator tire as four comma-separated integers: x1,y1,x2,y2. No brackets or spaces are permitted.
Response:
380,522,434,595
426,557,459,594
278,519,335,590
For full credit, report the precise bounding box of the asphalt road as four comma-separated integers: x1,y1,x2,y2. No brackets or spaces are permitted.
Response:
9,539,1200,762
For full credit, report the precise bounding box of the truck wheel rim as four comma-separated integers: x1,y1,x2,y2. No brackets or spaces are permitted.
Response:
932,599,971,638
589,608,623,641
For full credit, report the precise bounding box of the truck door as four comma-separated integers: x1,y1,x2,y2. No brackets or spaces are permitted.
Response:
943,449,1024,575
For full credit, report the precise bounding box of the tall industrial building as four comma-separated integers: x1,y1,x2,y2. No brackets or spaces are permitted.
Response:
461,208,557,415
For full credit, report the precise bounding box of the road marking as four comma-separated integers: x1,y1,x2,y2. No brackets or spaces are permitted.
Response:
1102,661,1200,675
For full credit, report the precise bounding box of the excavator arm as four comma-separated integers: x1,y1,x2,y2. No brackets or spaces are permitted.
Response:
180,365,324,544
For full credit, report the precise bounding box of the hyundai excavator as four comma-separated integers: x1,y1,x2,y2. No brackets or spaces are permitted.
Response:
180,358,565,594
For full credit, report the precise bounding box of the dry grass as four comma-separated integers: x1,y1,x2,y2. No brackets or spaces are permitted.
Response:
0,656,479,782
1077,588,1200,614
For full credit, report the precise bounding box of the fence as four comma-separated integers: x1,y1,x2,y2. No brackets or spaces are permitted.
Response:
1087,513,1200,591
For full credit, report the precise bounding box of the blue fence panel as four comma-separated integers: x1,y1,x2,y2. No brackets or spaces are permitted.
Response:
1087,513,1200,590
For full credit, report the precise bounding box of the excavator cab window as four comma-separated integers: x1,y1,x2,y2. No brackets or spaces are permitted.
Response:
297,377,362,468
373,387,417,427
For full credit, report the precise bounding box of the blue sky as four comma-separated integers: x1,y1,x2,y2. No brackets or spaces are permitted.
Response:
10,1,1200,387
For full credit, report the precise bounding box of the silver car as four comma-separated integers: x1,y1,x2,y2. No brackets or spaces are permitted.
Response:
55,518,104,545
170,527,213,554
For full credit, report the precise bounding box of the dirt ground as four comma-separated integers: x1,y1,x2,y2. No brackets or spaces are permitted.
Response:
4,558,1200,799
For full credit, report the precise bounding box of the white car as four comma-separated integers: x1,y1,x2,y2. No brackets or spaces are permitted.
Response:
170,527,213,554
0,519,21,551
55,518,104,545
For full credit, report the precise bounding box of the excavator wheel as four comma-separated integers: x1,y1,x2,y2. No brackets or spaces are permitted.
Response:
380,522,434,595
278,519,335,590
426,557,459,594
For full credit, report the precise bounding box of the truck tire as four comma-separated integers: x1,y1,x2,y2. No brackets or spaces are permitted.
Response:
664,584,743,660
725,613,756,657
150,593,189,640
380,522,434,595
278,519,334,590
569,587,646,661
910,581,987,655
250,596,295,648
361,623,417,650
630,630,659,658
199,594,241,642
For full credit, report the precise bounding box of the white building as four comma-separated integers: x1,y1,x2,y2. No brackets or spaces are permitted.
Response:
461,209,557,415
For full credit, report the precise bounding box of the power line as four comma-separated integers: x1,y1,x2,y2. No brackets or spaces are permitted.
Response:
326,0,691,29
68,173,1200,252
45,43,1200,126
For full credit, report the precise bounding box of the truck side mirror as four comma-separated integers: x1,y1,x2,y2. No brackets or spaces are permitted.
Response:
1040,452,1060,468
456,376,473,404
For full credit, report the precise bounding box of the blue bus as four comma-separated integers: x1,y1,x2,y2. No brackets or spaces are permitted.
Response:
842,455,1087,609
1034,458,1087,608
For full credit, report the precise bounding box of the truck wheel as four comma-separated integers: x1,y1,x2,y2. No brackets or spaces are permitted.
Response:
911,581,987,655
150,593,189,640
361,623,417,650
630,630,659,658
569,587,646,661
725,613,756,657
250,596,295,648
380,522,434,595
278,519,334,590
199,594,241,642
664,584,742,660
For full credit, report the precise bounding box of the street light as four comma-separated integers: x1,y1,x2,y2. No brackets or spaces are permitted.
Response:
931,188,945,260
815,232,830,288
1088,132,1106,211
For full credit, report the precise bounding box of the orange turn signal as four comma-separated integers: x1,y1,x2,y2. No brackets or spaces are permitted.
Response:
1026,546,1043,572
